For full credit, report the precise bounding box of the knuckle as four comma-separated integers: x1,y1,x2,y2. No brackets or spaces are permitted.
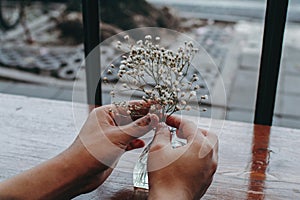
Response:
150,142,165,152
93,106,106,114
198,128,208,135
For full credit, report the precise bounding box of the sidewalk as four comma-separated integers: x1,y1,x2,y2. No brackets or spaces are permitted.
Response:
226,22,300,129
1,17,299,129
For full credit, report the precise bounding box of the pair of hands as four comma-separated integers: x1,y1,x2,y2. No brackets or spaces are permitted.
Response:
0,101,218,200
78,102,218,199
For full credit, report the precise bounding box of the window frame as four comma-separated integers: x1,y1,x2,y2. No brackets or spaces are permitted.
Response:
82,0,289,125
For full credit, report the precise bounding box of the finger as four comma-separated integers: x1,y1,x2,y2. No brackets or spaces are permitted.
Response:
107,100,155,126
118,113,159,142
198,131,218,159
126,139,145,151
166,115,199,143
154,123,172,144
204,131,219,162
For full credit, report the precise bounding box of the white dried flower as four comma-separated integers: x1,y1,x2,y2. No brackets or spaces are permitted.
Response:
150,105,156,112
176,105,181,111
145,35,152,40
137,40,143,45
192,77,199,82
119,64,126,70
190,91,196,97
111,37,206,120
201,95,208,100
145,90,152,95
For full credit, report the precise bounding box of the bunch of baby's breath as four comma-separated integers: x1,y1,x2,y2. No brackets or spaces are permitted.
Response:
105,35,207,121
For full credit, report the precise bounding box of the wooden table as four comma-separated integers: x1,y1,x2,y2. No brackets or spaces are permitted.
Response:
0,93,299,200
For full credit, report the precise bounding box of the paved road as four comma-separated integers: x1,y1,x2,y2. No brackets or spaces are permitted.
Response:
148,0,300,22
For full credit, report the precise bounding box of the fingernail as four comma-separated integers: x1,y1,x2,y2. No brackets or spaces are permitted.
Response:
136,114,151,127
149,114,158,124
146,113,151,123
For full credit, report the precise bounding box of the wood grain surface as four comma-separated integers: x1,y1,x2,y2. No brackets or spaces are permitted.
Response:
0,93,299,200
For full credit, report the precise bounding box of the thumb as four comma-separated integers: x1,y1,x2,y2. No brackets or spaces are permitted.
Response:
118,113,159,143
125,139,145,151
151,123,171,151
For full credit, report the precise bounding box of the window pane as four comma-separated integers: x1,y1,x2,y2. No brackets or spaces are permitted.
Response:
273,0,300,129
148,0,266,122
0,1,82,102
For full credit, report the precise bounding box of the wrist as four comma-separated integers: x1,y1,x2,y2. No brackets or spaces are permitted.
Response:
50,138,107,197
148,185,193,200
62,138,107,176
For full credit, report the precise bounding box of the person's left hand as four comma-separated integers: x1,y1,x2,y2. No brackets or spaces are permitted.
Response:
67,101,159,195
0,101,159,200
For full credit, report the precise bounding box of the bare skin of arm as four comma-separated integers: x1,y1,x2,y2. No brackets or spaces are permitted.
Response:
0,102,159,200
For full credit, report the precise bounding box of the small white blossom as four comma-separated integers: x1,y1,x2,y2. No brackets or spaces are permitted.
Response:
190,91,196,97
192,77,199,82
119,64,126,70
201,95,208,100
145,90,152,95
145,35,152,40
176,105,181,111
137,40,143,45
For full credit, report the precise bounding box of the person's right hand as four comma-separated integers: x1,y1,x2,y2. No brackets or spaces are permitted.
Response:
147,116,218,200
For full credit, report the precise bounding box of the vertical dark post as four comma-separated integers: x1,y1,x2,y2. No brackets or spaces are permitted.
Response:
82,0,102,107
254,0,289,125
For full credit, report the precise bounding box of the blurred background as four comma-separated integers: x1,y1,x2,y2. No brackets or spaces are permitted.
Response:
0,0,299,128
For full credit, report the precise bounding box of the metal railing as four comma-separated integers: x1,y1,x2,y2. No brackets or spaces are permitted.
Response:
81,0,101,107
254,0,289,125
